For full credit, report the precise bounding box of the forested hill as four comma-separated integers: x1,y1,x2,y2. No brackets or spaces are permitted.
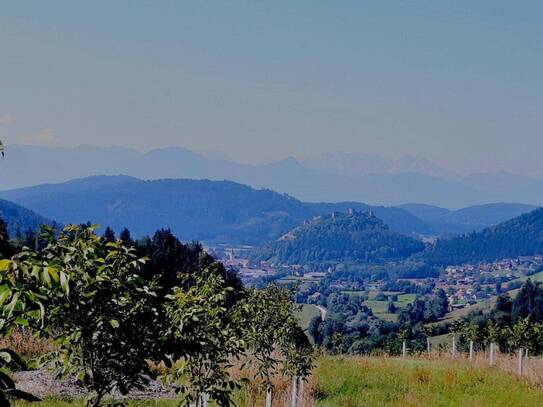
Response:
424,207,543,265
0,176,430,244
399,202,537,236
252,210,425,264
0,199,57,237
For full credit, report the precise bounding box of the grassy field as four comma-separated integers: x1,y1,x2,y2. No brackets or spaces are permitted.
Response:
362,293,416,322
429,333,452,348
296,304,321,331
516,270,543,282
312,356,543,407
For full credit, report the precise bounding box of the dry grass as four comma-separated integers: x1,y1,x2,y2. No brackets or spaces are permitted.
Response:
0,329,55,360
147,354,316,406
394,349,543,387
455,349,543,388
228,355,315,407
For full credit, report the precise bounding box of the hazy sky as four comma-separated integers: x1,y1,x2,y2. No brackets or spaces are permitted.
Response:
1,1,543,176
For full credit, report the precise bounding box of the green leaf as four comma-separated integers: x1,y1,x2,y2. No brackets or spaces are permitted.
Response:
0,352,11,364
0,260,10,272
47,267,60,283
14,317,29,327
60,271,69,294
109,319,120,329
0,286,11,306
4,292,20,319
40,267,51,286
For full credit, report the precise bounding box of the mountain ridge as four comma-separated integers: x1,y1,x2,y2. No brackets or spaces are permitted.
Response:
1,145,542,208
0,175,536,244
0,176,429,244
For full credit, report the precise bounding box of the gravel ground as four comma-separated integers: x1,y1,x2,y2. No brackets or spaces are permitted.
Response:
14,369,176,400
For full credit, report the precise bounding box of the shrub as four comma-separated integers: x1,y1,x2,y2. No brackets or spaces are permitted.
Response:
35,226,160,407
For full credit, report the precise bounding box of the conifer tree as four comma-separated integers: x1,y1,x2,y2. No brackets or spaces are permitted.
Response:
103,226,116,243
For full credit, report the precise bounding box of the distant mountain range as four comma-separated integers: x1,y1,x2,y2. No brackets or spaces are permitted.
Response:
302,152,458,179
0,175,536,245
399,203,537,236
1,145,543,208
0,176,426,244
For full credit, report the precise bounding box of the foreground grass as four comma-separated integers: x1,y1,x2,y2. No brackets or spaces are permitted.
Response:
15,356,543,406
313,356,543,407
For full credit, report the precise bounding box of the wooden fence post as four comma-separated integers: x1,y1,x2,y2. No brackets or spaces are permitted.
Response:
517,348,524,376
265,384,272,407
452,335,457,357
469,340,474,361
402,340,407,359
489,343,495,367
426,337,431,355
290,376,298,407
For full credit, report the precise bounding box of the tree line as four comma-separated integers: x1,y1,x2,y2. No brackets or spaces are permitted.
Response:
422,208,543,266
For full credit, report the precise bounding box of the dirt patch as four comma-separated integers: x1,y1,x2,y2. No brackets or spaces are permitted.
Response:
14,369,176,400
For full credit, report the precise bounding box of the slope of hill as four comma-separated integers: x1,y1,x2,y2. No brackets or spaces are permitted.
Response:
400,202,537,235
252,210,425,264
0,199,57,237
2,145,543,208
0,176,431,244
424,207,543,265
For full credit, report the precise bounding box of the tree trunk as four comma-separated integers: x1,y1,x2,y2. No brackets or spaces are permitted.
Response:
452,335,456,357
265,384,272,407
489,342,495,367
90,389,106,407
402,340,407,358
426,337,431,355
290,376,298,407
518,348,524,376
469,340,474,361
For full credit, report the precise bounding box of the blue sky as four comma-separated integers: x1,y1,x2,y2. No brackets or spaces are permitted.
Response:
1,1,542,176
